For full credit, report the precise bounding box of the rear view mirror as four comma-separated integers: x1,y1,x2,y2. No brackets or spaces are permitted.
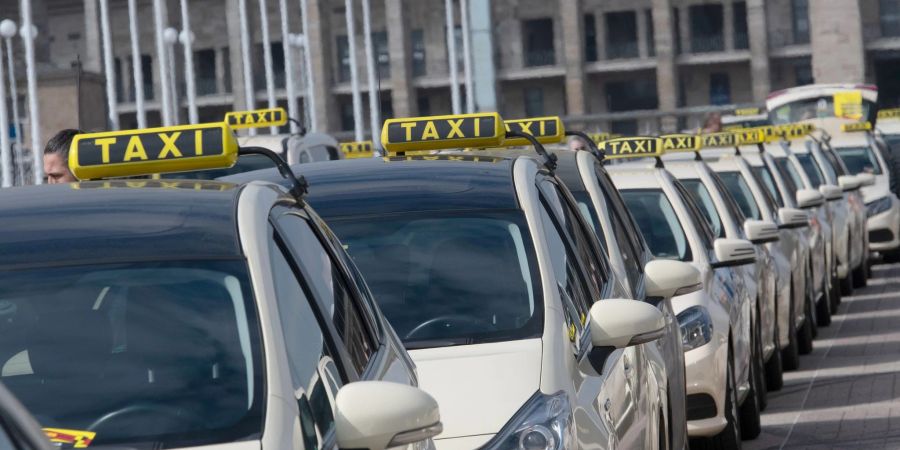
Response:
819,184,844,200
777,207,809,229
838,175,861,191
589,299,666,348
644,259,702,298
335,381,442,450
796,188,825,208
711,238,756,268
856,173,876,187
744,220,780,244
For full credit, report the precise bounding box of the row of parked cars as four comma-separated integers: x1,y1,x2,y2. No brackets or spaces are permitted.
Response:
0,83,897,450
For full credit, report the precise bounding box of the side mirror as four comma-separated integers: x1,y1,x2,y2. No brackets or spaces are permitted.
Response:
335,381,442,450
644,259,702,298
711,238,757,268
589,299,666,348
777,207,809,229
819,184,844,200
796,188,825,208
856,172,876,187
744,219,780,244
838,175,861,191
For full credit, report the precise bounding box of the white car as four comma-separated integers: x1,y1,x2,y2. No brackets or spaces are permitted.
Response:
766,83,878,125
608,159,759,448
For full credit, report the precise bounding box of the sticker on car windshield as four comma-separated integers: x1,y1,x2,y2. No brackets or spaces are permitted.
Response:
43,428,97,448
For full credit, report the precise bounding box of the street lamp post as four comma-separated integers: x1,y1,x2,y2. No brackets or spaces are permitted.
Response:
19,0,42,184
0,19,25,185
127,0,147,128
237,0,255,135
152,0,173,126
289,33,311,131
178,0,198,124
257,0,278,135
0,29,11,187
344,0,363,142
444,0,460,114
98,0,119,130
163,27,179,124
278,0,298,134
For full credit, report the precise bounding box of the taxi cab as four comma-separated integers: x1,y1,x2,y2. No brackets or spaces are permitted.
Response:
0,121,443,450
229,113,703,450
605,137,759,448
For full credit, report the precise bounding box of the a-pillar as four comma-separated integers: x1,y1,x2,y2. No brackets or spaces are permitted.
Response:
747,0,770,101
559,0,586,116
385,0,414,117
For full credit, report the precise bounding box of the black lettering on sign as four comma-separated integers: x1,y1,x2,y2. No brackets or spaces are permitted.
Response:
386,116,497,143
660,134,699,151
504,119,559,138
702,132,735,148
341,141,374,153
733,129,764,145
76,128,225,167
601,138,660,158
226,108,287,128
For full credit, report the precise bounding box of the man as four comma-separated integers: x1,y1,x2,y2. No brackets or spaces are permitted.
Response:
43,129,81,184
568,135,590,152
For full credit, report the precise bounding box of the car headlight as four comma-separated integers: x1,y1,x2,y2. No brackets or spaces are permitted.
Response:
481,391,575,450
866,196,892,217
677,305,713,352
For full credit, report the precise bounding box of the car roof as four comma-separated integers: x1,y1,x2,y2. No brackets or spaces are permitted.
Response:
0,180,243,268
224,155,520,218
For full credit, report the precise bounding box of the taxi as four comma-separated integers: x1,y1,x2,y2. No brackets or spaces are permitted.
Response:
875,107,900,195
229,113,702,449
605,137,758,448
0,121,442,450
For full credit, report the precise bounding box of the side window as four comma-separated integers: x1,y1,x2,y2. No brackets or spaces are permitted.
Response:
753,166,785,208
823,149,847,176
276,213,377,374
681,179,725,238
269,231,343,449
673,182,715,251
594,166,645,283
796,154,825,188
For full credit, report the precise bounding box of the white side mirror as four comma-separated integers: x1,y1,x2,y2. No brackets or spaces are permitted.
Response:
711,238,757,268
335,381,442,450
819,184,844,200
777,207,809,229
856,172,876,187
744,219,780,244
589,299,666,348
644,259,702,298
838,175,861,191
796,188,825,208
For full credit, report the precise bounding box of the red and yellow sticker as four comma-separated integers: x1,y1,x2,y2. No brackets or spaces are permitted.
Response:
43,428,96,448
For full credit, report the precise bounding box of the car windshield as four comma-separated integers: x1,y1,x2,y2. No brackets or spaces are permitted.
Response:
0,260,263,448
795,154,825,188
167,154,276,180
719,172,762,220
752,166,785,208
621,189,691,261
769,97,875,124
836,146,883,175
680,179,725,238
328,211,543,349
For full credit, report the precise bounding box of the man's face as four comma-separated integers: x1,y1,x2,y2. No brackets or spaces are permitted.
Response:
43,153,77,184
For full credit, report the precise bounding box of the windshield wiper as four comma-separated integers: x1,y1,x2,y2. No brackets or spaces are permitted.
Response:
404,338,472,350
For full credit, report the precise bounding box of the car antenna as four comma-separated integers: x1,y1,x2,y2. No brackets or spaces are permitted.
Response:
239,146,309,201
565,130,605,161
506,130,557,172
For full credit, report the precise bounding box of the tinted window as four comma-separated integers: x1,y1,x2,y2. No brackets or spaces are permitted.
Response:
595,165,647,265
674,182,717,251
571,190,607,252
774,157,803,194
836,146,884,175
622,189,692,261
719,171,762,220
753,166,785,207
681,179,725,238
329,211,542,349
815,150,839,182
821,149,847,176
795,153,825,188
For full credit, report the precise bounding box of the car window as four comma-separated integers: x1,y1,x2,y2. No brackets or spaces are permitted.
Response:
596,166,646,257
774,157,804,193
276,213,376,373
795,153,825,188
821,149,847,177
719,171,762,220
621,189,692,261
680,179,725,238
752,166,785,208
836,145,884,175
673,181,717,251
269,233,343,449
570,190,608,254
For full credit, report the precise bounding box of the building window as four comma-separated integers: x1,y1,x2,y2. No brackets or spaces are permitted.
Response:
222,48,232,94
253,43,286,90
689,4,725,52
411,29,426,76
795,62,813,85
380,94,394,120
373,31,390,79
417,95,431,116
710,73,731,105
524,87,544,117
605,11,639,59
114,57,125,102
791,0,810,44
271,43,286,89
340,100,355,131
611,119,638,135
522,18,555,67
733,1,749,49
673,7,682,54
194,49,217,96
646,9,656,57
606,79,659,112
881,0,900,37
337,35,351,83
584,14,598,62
141,54,154,100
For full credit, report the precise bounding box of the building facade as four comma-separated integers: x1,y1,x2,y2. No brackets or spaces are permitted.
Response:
3,0,900,142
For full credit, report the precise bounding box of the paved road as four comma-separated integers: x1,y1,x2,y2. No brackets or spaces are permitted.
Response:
747,263,900,450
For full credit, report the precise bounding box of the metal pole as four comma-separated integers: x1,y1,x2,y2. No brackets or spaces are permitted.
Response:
127,0,147,128
460,0,474,113
344,0,363,141
444,0,460,114
167,40,179,123
5,38,25,184
179,0,198,124
152,0,173,126
299,0,316,131
278,0,298,133
257,0,278,134
20,0,42,183
98,0,118,129
237,0,255,135
361,0,380,146
0,41,11,187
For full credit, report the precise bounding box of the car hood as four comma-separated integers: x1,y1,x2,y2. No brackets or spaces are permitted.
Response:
410,338,543,440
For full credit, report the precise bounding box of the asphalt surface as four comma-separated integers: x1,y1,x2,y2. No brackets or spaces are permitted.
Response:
746,263,900,450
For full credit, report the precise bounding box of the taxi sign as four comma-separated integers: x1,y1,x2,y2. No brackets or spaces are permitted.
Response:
733,128,766,145
878,108,900,120
225,107,288,129
701,132,736,148
502,116,565,146
589,132,611,143
599,137,662,160
381,112,505,153
841,121,872,132
69,122,239,180
734,107,761,116
834,91,864,120
341,140,375,159
659,134,700,152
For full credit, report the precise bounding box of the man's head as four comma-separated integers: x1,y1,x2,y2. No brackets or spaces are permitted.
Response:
568,136,589,152
43,129,81,184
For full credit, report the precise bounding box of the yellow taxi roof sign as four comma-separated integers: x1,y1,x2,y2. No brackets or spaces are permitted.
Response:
701,132,736,148
878,108,900,120
225,107,288,129
600,137,662,160
734,107,761,116
659,134,700,153
732,128,766,145
841,121,872,132
341,140,375,159
502,116,565,146
68,122,239,180
381,112,505,153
